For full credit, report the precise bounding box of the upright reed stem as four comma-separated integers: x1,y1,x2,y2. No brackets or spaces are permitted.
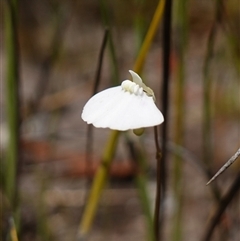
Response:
5,0,20,213
159,0,173,239
171,0,188,240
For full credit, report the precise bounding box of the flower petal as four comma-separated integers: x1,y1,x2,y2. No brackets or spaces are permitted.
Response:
81,86,122,127
81,86,164,131
129,70,143,86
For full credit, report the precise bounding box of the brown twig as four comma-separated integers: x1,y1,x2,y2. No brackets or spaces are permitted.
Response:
202,170,240,241
85,28,109,174
207,148,240,185
159,0,173,239
153,126,162,241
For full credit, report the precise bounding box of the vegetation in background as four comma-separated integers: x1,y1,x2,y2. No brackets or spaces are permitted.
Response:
171,0,188,240
2,1,239,241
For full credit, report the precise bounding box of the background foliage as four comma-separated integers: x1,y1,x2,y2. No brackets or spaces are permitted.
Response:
1,0,240,241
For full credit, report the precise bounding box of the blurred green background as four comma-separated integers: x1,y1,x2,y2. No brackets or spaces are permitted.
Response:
1,0,240,241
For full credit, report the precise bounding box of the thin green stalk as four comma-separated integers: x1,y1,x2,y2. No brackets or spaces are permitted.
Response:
9,217,19,241
134,0,165,72
78,1,166,238
78,130,120,239
171,1,188,240
4,0,20,215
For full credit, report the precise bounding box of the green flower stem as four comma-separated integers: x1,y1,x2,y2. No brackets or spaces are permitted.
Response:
78,130,120,238
9,217,19,241
4,0,21,239
5,0,20,213
134,0,165,72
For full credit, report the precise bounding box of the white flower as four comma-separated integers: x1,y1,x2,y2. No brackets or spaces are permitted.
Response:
81,70,164,131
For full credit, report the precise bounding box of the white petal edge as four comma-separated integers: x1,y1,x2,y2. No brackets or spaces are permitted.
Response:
81,87,164,131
